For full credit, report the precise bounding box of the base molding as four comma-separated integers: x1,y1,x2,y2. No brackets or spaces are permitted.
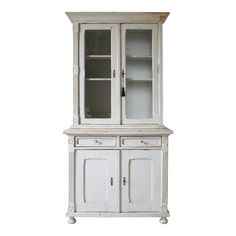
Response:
66,211,170,218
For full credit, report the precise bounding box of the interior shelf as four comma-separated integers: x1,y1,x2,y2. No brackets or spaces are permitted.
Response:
86,78,111,81
86,55,111,60
127,78,152,82
126,55,152,60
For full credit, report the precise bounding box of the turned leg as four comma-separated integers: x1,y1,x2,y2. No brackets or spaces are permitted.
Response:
68,217,76,224
159,217,168,224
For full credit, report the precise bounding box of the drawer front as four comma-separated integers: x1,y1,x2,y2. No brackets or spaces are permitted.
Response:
121,137,162,147
75,137,116,147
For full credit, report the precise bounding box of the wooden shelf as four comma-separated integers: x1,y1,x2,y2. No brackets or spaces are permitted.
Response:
126,55,152,60
86,55,111,60
86,78,111,81
127,78,152,82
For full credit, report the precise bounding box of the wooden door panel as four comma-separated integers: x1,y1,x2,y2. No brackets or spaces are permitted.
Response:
129,158,152,203
121,150,162,212
75,150,119,212
84,158,108,204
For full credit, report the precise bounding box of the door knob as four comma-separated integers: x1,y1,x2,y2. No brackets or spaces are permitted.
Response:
123,177,126,185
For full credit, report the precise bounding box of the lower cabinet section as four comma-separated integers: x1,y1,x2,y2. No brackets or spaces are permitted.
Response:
75,149,162,213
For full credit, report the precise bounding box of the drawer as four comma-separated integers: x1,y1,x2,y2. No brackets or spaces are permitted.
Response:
75,137,116,147
121,137,162,147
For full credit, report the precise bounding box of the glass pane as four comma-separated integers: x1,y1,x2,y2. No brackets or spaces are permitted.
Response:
84,30,111,119
85,81,111,118
85,59,111,78
126,29,153,119
85,30,111,55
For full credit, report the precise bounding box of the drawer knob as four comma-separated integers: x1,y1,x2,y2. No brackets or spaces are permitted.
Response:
95,140,102,145
141,140,148,145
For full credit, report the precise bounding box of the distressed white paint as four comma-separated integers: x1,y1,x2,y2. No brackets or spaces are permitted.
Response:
79,24,119,124
75,150,119,212
65,12,172,224
67,211,170,217
72,24,80,125
121,150,162,212
64,127,173,136
75,137,116,147
121,137,162,147
65,12,169,24
157,23,163,124
121,24,159,124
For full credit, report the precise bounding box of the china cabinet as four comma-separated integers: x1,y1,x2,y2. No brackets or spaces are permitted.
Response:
64,12,173,224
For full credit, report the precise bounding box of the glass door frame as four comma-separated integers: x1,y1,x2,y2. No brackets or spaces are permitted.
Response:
79,24,119,124
121,24,160,124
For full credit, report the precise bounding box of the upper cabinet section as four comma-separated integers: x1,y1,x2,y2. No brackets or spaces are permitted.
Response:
66,12,169,126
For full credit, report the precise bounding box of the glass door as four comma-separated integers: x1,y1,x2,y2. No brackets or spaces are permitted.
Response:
121,24,159,124
80,24,118,124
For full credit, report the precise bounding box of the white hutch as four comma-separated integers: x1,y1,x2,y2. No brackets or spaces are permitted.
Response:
64,12,173,224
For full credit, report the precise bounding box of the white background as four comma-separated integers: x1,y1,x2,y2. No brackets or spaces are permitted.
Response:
0,0,236,235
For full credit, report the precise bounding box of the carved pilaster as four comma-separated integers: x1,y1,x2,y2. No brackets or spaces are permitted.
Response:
73,65,79,76
161,201,168,213
68,203,75,213
72,24,79,33
161,136,168,214
73,116,79,126
68,137,74,152
72,23,80,126
68,136,75,213
162,136,168,153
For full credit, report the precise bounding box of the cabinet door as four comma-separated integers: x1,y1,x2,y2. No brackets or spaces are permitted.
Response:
80,24,119,124
121,150,162,212
121,24,160,124
75,150,119,212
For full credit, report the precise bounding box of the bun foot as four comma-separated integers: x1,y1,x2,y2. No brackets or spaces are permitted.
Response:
159,217,168,224
68,217,76,224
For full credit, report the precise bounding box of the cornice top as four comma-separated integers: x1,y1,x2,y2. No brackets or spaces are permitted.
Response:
65,12,170,24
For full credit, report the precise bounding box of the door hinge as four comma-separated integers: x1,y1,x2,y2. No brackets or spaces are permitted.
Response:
121,69,125,87
122,69,125,78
